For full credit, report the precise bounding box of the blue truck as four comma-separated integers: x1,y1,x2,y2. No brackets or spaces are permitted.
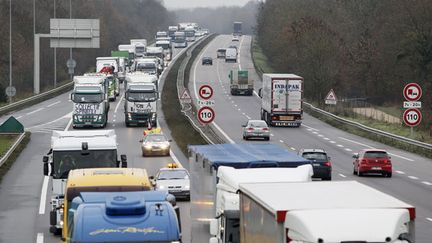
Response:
66,191,181,243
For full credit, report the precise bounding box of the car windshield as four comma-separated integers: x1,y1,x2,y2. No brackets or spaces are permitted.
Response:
248,121,267,128
364,151,388,158
73,93,103,103
158,170,189,180
302,152,328,161
145,135,167,143
126,91,156,102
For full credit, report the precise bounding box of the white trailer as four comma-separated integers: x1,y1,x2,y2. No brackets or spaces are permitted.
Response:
209,165,313,243
42,130,127,235
239,181,415,243
260,73,303,127
130,39,147,58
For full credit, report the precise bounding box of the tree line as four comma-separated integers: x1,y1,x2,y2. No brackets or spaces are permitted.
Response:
0,0,173,102
256,0,432,129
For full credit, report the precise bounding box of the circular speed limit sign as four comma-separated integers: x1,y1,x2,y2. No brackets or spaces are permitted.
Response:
197,106,215,124
403,108,422,127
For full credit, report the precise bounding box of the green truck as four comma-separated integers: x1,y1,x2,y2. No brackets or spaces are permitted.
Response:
229,70,253,95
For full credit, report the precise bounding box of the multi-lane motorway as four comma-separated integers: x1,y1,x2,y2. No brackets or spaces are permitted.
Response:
0,34,431,243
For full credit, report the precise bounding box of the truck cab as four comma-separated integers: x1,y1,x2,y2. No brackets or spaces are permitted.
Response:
146,46,165,71
156,39,172,61
134,58,160,77
130,39,147,58
96,57,120,99
173,31,187,48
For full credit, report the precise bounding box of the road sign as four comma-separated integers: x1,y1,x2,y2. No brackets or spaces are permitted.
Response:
180,90,192,103
50,19,100,48
5,86,16,97
197,99,215,107
324,89,337,105
199,85,213,100
66,58,76,68
197,106,215,124
403,83,422,101
403,108,422,127
403,101,422,109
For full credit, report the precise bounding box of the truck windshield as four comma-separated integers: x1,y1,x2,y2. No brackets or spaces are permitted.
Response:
136,46,145,53
185,31,195,37
136,63,156,71
126,91,157,102
52,150,117,179
174,36,185,43
156,43,170,50
73,93,103,103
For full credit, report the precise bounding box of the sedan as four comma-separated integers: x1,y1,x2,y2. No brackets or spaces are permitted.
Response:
153,167,190,201
232,35,240,42
298,148,332,180
141,133,171,156
202,57,213,65
353,149,392,177
242,120,270,140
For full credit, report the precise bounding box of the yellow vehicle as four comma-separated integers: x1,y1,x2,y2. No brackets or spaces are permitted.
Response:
61,168,152,242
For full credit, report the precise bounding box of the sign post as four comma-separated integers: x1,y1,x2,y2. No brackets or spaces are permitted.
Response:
402,83,422,137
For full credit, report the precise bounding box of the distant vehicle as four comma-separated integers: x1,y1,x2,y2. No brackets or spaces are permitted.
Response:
130,39,147,57
242,119,270,140
202,57,213,65
141,133,171,156
153,167,191,201
168,25,179,39
228,45,238,50
298,148,332,180
225,47,237,62
185,26,196,42
229,69,253,95
173,31,187,48
155,31,168,40
216,48,226,58
134,58,159,77
353,149,392,177
232,35,240,42
155,39,172,61
96,57,120,98
233,21,242,36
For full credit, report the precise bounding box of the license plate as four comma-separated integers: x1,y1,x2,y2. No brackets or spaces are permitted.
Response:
313,163,320,167
85,122,91,125
372,167,382,170
280,116,294,120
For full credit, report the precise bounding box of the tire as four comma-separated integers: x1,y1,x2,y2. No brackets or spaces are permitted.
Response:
265,137,270,141
357,167,363,176
353,167,357,175
323,175,332,181
386,172,392,178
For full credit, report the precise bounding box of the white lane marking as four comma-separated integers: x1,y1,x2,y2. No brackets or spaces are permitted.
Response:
329,141,336,144
338,137,414,161
26,107,44,115
302,124,319,131
339,174,347,178
36,233,43,243
193,38,214,99
337,144,344,148
422,181,432,186
237,35,245,70
114,92,125,114
234,104,238,107
253,90,260,98
237,108,241,111
279,140,284,143
290,147,296,151
65,116,73,131
426,217,432,222
213,122,235,144
16,115,23,119
307,129,312,131
246,115,251,119
345,148,352,151
323,137,330,140
46,100,61,107
318,134,324,137
170,150,183,168
312,131,318,134
396,170,405,174
408,176,418,180
38,176,49,214
270,134,274,137
112,119,116,122
27,112,72,130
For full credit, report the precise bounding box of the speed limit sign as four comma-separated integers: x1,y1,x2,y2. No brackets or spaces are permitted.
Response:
403,108,422,127
197,106,215,124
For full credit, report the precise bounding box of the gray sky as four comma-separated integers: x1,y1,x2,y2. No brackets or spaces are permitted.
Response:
162,0,252,10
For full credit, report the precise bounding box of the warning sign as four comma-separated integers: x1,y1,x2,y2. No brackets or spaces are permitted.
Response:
180,90,192,103
325,89,337,105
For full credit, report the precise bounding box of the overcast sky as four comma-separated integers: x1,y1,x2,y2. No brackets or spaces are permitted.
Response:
162,0,253,10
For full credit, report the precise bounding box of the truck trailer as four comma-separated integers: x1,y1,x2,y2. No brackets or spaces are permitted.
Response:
229,70,253,95
260,73,303,127
239,181,415,243
233,22,242,36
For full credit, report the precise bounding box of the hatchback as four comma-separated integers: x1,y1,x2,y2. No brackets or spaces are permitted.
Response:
298,148,332,180
353,149,392,177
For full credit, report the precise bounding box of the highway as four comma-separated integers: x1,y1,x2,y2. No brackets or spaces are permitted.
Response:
188,35,432,242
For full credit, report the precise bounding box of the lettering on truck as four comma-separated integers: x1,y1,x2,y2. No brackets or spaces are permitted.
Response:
133,103,153,113
74,103,100,115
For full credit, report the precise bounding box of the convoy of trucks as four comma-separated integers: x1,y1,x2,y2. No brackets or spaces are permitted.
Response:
229,70,253,95
260,73,304,127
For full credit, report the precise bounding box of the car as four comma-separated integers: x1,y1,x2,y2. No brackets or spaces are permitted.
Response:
232,35,240,42
152,166,190,201
228,45,238,50
353,149,392,177
298,148,332,180
140,133,171,156
216,48,226,58
202,57,213,65
242,120,270,140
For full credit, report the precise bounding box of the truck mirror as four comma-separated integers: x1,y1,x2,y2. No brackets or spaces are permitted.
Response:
43,156,49,163
258,88,262,98
352,153,359,159
120,154,127,168
209,218,218,236
70,93,74,101
149,175,155,180
43,163,49,176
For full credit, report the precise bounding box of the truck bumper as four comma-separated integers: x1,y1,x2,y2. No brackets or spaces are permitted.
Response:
231,88,253,96
125,112,157,126
73,115,106,128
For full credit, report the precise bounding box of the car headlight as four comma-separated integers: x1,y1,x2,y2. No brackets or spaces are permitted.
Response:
144,143,152,149
160,143,169,149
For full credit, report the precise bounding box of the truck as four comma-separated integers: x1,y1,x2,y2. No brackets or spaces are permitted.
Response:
156,39,172,61
188,143,311,242
168,25,179,39
208,165,313,243
238,181,416,243
96,57,120,99
118,44,135,64
156,31,168,40
225,47,237,62
124,72,159,127
233,21,242,36
134,58,160,77
185,26,196,42
42,130,128,235
61,167,155,242
173,31,187,48
260,73,303,127
130,39,147,58
229,70,253,95
71,75,109,128
146,46,165,69
66,191,181,243
111,50,129,79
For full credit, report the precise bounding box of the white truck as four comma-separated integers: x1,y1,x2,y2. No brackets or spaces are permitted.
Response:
130,39,147,58
184,26,196,42
124,72,158,127
209,165,313,243
173,31,187,48
238,181,416,243
71,75,109,128
260,73,303,127
96,57,120,99
118,44,135,64
134,58,160,78
229,70,253,95
146,46,165,70
42,130,127,235
156,39,172,61
156,31,168,40
225,47,237,62
168,25,179,39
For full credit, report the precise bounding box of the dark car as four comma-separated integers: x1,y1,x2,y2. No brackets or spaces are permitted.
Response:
353,149,392,177
202,57,213,65
298,148,332,180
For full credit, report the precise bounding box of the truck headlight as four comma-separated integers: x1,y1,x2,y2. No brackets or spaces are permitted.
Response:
158,185,165,189
185,185,190,190
128,113,132,120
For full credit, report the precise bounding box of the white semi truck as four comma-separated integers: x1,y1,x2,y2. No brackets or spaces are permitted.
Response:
260,73,303,127
124,72,158,127
209,165,313,243
42,130,127,235
156,39,172,61
71,75,109,128
173,31,187,48
96,57,120,100
146,46,165,70
238,181,415,243
134,58,160,78
130,39,147,58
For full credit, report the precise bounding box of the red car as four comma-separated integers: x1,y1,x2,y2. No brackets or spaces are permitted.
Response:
353,149,392,177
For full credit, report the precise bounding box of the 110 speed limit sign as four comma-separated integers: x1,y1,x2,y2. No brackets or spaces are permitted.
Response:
403,108,422,127
198,106,215,124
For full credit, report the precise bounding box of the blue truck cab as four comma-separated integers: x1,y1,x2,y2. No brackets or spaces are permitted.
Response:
66,191,181,243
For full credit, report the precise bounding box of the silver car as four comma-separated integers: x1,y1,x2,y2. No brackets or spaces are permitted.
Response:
153,168,190,201
242,120,270,140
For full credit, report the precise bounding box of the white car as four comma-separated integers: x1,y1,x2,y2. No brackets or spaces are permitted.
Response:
232,35,240,42
242,120,270,140
153,167,190,201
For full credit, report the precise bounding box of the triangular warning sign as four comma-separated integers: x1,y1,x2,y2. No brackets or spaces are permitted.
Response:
325,89,337,101
180,90,191,99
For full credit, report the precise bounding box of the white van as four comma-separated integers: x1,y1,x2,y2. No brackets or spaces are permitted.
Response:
225,47,237,62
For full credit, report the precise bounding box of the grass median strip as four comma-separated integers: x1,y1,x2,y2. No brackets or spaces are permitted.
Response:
0,132,31,183
0,134,18,158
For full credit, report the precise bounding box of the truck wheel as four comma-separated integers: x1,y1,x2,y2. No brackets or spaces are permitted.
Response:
125,119,130,127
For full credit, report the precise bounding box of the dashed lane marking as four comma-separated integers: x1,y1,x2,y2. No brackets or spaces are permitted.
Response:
337,144,344,147
345,148,352,151
46,100,61,107
36,233,43,243
302,124,319,131
339,174,347,178
396,170,405,175
323,137,330,140
26,107,44,115
427,218,432,222
38,176,49,214
408,176,418,180
290,147,296,151
422,181,432,186
279,140,284,143
330,141,336,144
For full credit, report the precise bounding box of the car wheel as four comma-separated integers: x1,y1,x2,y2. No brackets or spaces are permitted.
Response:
265,137,270,141
358,167,363,176
386,172,392,178
142,151,146,157
353,167,356,175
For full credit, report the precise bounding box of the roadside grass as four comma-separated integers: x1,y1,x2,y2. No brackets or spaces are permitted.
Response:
0,134,18,157
375,105,402,118
251,37,275,75
0,132,31,183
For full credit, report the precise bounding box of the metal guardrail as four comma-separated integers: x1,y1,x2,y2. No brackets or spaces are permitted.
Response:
304,102,432,151
0,82,73,117
0,133,26,168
